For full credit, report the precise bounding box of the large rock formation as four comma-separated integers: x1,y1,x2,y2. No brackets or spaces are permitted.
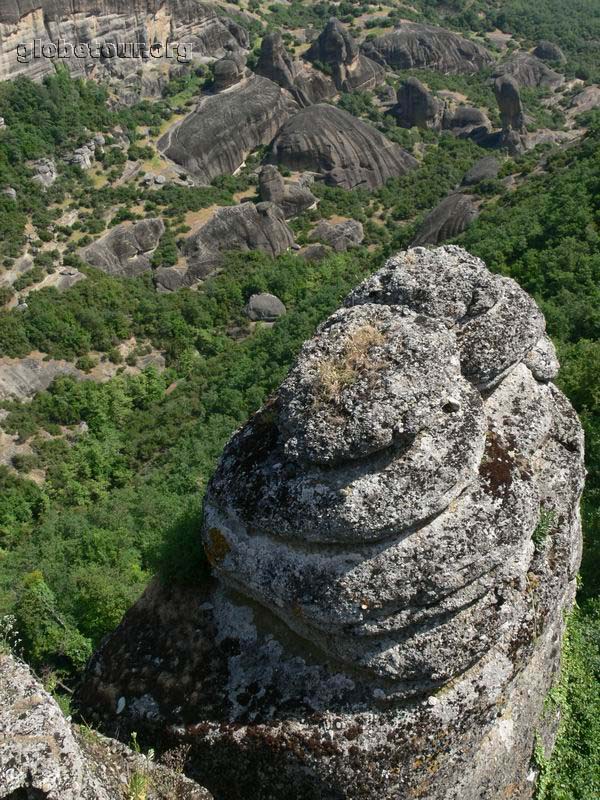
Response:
309,218,364,251
462,156,501,186
255,31,336,107
305,18,384,93
493,75,528,154
412,192,480,245
362,22,493,74
155,202,294,290
80,218,165,277
77,246,584,800
390,78,490,139
158,73,298,183
533,41,566,64
269,103,417,190
0,653,212,799
258,165,316,219
493,53,563,89
0,0,248,97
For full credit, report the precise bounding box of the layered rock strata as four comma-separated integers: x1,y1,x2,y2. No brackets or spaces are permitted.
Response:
158,73,298,183
80,218,165,277
77,246,585,800
361,22,493,73
269,103,417,189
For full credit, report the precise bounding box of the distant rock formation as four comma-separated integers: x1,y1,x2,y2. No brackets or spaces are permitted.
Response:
390,77,444,129
493,75,528,154
155,202,294,290
309,218,364,251
31,158,57,187
0,653,212,799
362,22,493,74
305,18,385,92
533,40,566,64
570,85,600,115
0,0,248,97
212,51,248,91
255,31,336,107
81,218,164,277
462,156,501,186
158,73,298,183
258,165,316,219
244,292,286,322
494,53,563,89
77,246,584,800
270,103,418,189
390,78,490,139
412,192,480,245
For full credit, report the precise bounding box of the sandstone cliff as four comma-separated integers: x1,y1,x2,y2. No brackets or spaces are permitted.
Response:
0,0,249,96
77,246,585,800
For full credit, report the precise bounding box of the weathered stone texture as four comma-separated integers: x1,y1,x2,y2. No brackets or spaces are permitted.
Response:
77,246,584,800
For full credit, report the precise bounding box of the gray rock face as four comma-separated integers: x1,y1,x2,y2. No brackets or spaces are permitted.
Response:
494,53,563,89
412,192,480,246
390,77,443,129
31,158,57,187
255,31,336,107
213,51,248,91
0,0,248,88
155,202,294,290
0,654,213,799
81,218,164,277
77,246,584,800
305,18,385,92
570,85,600,115
270,103,418,190
258,165,316,219
244,292,286,322
309,218,364,251
158,73,298,184
495,74,526,132
362,22,493,74
462,156,501,186
533,40,566,64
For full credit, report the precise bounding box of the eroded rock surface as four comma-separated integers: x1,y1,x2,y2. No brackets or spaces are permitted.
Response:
256,31,336,106
305,18,384,92
258,165,316,219
158,73,298,183
77,246,584,800
309,218,364,251
80,218,164,277
362,22,493,74
494,53,563,89
0,654,212,799
155,202,294,290
270,103,417,189
412,192,480,246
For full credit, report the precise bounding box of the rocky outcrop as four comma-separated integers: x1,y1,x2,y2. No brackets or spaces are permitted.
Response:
270,103,417,190
390,77,443,129
533,41,566,64
244,292,286,322
155,202,294,290
390,78,490,138
412,193,480,245
0,0,248,92
77,245,584,800
258,165,316,219
462,156,501,186
158,73,298,184
31,158,57,187
493,53,563,89
80,218,164,277
0,653,212,799
255,31,336,107
362,22,493,74
569,85,600,115
212,51,248,91
309,218,364,251
493,75,527,154
305,18,384,93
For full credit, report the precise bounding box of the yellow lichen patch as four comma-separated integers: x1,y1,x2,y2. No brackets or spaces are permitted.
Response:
205,528,231,566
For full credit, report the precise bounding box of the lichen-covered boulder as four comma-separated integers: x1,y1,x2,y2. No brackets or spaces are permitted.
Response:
77,246,584,800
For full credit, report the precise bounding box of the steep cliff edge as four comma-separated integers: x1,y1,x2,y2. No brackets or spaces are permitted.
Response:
76,246,585,800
